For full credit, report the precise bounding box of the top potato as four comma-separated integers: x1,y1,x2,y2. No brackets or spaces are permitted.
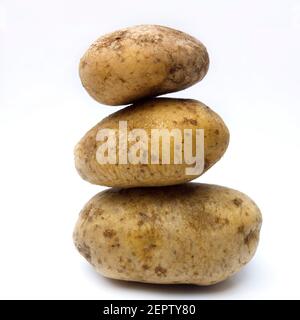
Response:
79,25,209,105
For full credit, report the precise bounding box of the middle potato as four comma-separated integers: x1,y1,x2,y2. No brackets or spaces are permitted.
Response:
75,98,229,187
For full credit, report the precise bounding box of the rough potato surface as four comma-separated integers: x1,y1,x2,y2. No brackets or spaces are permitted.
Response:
79,25,209,105
74,98,229,187
73,183,262,285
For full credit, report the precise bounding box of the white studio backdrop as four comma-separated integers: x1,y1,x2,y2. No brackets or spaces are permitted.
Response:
0,0,300,299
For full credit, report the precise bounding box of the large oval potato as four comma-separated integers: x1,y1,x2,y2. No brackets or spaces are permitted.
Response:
79,25,209,105
74,98,229,187
73,183,262,285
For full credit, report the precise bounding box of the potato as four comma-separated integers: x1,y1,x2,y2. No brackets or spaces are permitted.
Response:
73,183,262,285
74,98,229,187
79,25,209,105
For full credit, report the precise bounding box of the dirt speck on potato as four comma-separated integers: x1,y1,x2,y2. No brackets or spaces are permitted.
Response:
233,198,243,207
155,265,167,277
103,229,116,238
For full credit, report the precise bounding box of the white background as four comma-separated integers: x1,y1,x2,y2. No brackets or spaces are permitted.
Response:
0,0,300,299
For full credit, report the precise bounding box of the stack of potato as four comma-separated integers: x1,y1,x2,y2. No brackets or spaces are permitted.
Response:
73,25,262,285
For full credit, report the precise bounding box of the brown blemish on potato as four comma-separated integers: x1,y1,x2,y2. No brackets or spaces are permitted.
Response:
76,242,91,262
142,264,150,270
155,265,167,277
183,117,198,126
237,225,245,233
214,216,230,226
168,64,185,84
103,229,116,238
244,229,258,247
233,198,243,207
95,30,128,49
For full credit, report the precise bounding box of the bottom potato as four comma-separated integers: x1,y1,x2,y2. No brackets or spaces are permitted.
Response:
73,183,262,285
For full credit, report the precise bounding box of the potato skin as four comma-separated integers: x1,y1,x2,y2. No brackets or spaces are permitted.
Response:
73,183,262,285
74,98,229,188
79,25,209,105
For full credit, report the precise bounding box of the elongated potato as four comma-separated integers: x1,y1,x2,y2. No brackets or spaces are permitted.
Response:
73,183,262,285
74,98,229,187
79,25,209,105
